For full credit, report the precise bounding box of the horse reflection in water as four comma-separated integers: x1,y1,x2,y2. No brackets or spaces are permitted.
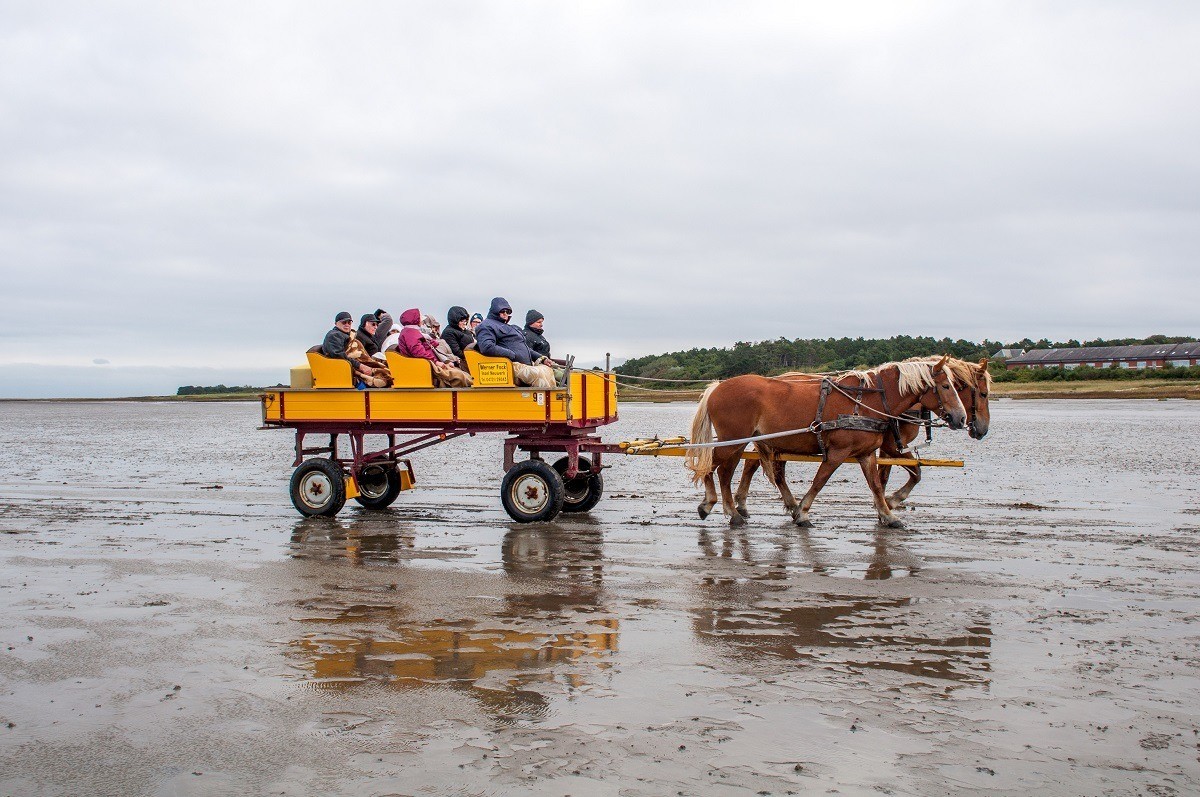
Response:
285,521,617,721
691,530,991,687
699,526,923,580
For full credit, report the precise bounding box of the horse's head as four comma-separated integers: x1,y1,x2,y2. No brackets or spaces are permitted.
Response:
921,355,967,430
966,358,991,439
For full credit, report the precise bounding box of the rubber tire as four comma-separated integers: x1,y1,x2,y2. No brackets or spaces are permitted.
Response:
290,458,347,517
552,456,604,514
354,463,402,509
501,460,565,523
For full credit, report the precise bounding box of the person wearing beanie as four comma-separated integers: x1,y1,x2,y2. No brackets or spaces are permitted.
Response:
523,309,551,359
469,312,483,333
321,311,379,385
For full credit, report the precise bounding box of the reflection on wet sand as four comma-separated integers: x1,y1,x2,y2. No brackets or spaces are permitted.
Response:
698,526,922,579
285,524,618,721
693,585,991,686
288,516,416,565
291,618,617,719
692,529,986,685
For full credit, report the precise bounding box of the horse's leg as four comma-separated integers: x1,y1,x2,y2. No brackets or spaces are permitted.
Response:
698,472,718,520
886,464,922,509
795,458,841,527
858,452,904,528
771,459,802,515
716,447,749,527
734,456,759,518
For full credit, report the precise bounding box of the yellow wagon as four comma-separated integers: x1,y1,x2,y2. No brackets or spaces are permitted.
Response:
262,350,619,522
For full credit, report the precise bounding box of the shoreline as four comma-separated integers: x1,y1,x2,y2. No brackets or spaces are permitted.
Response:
3,379,1198,403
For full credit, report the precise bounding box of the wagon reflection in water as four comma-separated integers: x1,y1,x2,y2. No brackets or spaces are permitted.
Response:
284,525,617,720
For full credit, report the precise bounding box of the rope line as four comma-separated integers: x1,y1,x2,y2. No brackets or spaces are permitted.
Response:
626,426,820,451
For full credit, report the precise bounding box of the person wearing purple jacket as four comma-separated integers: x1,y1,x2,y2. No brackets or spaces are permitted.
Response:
396,308,472,387
474,297,555,388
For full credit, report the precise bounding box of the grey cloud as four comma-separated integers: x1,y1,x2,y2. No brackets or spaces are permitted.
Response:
1,2,1197,396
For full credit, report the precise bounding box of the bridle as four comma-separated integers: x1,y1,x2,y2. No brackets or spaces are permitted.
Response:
965,370,989,437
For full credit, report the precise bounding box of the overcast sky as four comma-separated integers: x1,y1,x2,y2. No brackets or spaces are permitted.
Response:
1,1,1197,397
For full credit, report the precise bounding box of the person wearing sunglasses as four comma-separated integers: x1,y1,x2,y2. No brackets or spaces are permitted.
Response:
321,311,378,386
474,297,556,388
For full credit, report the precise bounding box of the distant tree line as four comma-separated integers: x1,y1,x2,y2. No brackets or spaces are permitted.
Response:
615,334,1197,385
176,384,283,395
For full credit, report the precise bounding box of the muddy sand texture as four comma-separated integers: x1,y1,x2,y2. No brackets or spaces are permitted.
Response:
1,399,1198,796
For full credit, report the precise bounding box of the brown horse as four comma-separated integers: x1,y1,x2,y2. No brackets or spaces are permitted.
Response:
736,357,992,515
687,358,967,529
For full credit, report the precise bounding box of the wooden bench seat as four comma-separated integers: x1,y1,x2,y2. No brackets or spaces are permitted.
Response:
384,351,435,388
306,347,353,389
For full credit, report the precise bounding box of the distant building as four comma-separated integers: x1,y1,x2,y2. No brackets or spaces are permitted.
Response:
991,348,1025,360
1004,342,1200,370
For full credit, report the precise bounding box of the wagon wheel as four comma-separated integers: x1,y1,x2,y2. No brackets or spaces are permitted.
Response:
500,460,565,523
289,459,347,517
354,463,402,510
552,456,604,514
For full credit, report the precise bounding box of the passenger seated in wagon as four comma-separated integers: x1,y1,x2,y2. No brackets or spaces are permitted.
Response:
441,305,477,361
322,311,388,387
475,297,556,388
396,308,473,387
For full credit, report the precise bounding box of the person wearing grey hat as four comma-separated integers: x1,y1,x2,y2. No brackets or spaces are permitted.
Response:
322,311,377,384
523,309,551,359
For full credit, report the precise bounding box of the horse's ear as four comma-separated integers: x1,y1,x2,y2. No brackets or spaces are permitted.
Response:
935,354,949,372
978,357,988,370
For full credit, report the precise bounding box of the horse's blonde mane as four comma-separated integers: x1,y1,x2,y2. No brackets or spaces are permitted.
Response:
903,356,992,389
822,362,937,394
776,356,991,393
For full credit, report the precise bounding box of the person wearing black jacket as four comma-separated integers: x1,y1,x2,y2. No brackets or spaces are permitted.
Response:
523,309,551,358
372,309,393,351
356,314,381,357
322,311,377,383
442,306,476,361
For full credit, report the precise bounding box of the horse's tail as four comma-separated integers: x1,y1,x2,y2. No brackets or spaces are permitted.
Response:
685,381,721,484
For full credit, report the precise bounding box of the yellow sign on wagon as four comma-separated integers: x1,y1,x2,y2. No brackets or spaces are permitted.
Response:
476,362,512,386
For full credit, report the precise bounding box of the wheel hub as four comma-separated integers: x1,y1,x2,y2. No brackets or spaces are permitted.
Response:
300,472,333,508
357,465,388,499
510,474,550,514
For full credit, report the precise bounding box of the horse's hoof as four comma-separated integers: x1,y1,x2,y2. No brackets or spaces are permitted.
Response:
697,504,711,520
884,518,906,529
794,518,813,528
730,512,747,528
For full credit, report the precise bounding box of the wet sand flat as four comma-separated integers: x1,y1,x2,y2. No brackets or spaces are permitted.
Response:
1,399,1198,796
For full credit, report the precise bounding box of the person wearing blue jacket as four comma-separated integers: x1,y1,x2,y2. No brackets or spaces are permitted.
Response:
475,297,556,388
